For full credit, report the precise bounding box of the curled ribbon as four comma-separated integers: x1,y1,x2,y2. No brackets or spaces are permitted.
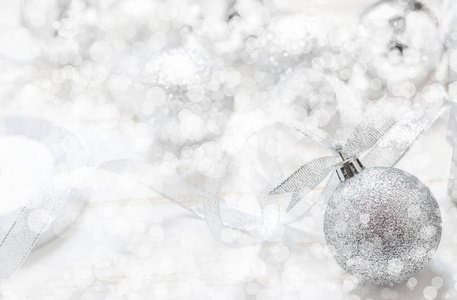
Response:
0,155,206,279
444,0,457,200
0,0,454,280
0,116,89,278
0,79,446,277
0,118,216,277
0,116,88,250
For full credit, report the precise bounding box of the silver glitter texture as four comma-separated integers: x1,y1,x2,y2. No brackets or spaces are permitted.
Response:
324,167,442,285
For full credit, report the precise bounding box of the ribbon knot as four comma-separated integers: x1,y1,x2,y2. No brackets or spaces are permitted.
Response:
269,98,398,211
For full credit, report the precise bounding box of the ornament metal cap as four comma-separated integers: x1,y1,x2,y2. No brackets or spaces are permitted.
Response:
336,152,364,182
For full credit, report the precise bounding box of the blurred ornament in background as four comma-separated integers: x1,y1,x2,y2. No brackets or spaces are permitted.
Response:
261,67,339,129
94,0,186,72
185,0,271,61
325,166,442,285
141,47,235,164
354,0,442,98
19,0,187,67
10,2,239,179
246,12,356,84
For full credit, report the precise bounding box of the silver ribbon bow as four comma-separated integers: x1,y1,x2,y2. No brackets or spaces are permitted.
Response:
270,99,397,211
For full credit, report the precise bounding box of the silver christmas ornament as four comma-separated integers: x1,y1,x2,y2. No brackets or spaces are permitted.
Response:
324,163,442,285
356,0,442,97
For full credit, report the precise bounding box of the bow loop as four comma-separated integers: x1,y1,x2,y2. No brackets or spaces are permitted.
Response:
269,156,341,211
342,98,397,158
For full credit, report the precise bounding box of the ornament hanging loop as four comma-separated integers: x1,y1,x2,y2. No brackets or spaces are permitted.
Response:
336,152,364,182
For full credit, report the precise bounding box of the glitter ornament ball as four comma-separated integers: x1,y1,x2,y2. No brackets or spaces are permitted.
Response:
324,167,442,285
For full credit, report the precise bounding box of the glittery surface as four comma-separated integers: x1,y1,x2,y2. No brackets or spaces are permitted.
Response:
324,167,442,285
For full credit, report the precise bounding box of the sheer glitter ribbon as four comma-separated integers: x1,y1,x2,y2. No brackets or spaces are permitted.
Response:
447,103,457,201
444,0,457,202
269,98,397,211
0,116,89,278
0,116,88,249
0,81,444,277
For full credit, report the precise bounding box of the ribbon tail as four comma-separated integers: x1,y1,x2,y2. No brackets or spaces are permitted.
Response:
0,166,94,279
326,76,364,141
321,171,341,201
363,106,446,168
203,119,340,246
269,156,340,212
343,98,397,157
98,159,206,218
448,103,457,198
